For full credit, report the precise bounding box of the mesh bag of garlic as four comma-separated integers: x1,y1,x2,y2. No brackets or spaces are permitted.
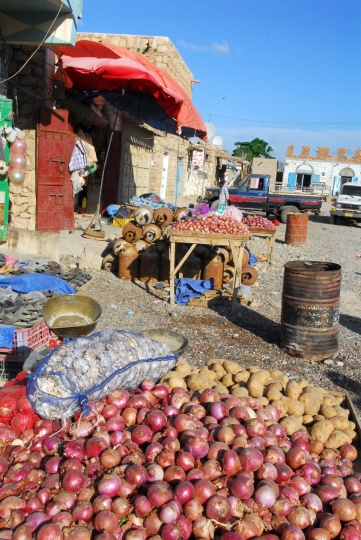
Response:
27,329,177,420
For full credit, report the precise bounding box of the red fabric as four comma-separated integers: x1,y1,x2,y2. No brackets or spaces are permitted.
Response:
57,40,207,139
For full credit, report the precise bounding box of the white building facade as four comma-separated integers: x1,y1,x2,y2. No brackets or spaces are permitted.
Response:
283,145,361,195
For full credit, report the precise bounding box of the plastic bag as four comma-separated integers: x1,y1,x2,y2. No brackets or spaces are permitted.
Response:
27,329,178,420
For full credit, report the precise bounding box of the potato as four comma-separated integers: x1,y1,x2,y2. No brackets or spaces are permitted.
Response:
309,420,335,443
279,415,303,436
322,395,339,407
284,397,305,418
223,360,242,374
206,359,224,367
187,375,215,391
266,387,283,402
270,369,284,381
232,387,249,398
233,371,250,383
324,430,352,449
199,368,217,381
349,421,356,431
299,391,322,416
281,375,289,390
271,399,288,418
247,366,261,374
303,415,314,425
249,369,271,386
258,396,269,407
298,379,310,391
313,415,325,422
333,405,349,419
344,427,358,441
266,380,283,391
329,415,350,431
167,377,187,390
247,379,264,398
161,371,184,381
214,383,228,394
175,358,192,377
320,405,337,419
221,373,235,388
211,364,227,381
285,380,302,400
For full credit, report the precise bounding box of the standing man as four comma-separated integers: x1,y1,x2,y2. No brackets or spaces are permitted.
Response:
216,179,230,215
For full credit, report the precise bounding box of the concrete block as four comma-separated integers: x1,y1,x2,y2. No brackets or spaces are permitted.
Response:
1,227,60,262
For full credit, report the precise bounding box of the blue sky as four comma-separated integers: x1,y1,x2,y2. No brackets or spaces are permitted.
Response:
79,0,361,162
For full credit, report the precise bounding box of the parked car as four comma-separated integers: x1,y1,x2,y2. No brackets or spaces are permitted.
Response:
203,174,323,223
330,182,361,224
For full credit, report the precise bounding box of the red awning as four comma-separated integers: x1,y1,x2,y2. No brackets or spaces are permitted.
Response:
57,40,207,140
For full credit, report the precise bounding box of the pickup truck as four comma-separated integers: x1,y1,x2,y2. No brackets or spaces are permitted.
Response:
330,182,361,224
203,174,323,223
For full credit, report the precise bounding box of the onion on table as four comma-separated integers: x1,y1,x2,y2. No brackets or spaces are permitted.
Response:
0,367,358,539
242,216,276,229
170,215,249,236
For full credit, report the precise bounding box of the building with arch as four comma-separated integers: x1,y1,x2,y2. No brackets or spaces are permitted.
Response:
282,145,361,195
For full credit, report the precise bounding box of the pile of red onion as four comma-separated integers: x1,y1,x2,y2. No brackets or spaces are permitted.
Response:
0,382,359,540
171,215,249,236
242,216,275,230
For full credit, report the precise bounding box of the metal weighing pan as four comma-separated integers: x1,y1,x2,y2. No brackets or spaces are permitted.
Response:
42,295,102,339
138,329,188,356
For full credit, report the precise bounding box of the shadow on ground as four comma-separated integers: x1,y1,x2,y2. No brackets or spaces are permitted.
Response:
340,313,361,335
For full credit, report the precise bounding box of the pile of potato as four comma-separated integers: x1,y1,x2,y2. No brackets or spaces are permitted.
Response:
160,358,357,449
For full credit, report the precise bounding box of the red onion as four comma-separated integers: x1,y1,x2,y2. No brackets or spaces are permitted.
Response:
160,502,180,524
340,444,358,462
98,474,121,498
173,481,194,505
340,527,361,540
202,459,222,481
203,495,230,523
162,437,181,452
105,416,125,433
85,436,108,458
229,476,254,499
164,465,186,484
300,463,321,485
331,498,357,521
175,451,195,471
145,443,163,462
36,523,64,540
160,523,180,540
125,464,147,487
62,469,87,493
319,513,342,539
288,505,311,529
145,462,164,483
193,480,216,504
183,500,203,521
186,468,204,482
131,425,152,445
63,442,86,461
52,511,74,528
208,401,229,421
275,463,293,483
300,493,323,513
133,495,152,518
106,389,130,409
289,475,312,496
93,495,112,513
25,511,48,532
152,385,169,400
307,528,332,540
184,435,209,459
144,510,163,535
54,491,77,510
147,482,173,507
280,524,305,540
345,477,361,494
254,484,277,507
286,447,307,469
72,502,93,523
145,410,167,432
316,485,339,503
177,515,192,540
238,447,264,471
94,510,119,533
271,498,292,517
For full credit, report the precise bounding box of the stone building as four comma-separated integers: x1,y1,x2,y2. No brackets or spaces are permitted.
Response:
283,145,361,195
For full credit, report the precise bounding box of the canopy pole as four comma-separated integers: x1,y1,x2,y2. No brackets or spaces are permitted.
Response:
82,105,121,240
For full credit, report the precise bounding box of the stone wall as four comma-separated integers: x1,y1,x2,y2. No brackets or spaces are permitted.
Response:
287,145,361,164
5,45,47,230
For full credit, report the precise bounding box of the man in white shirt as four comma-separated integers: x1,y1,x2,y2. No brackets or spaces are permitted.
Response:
219,179,229,206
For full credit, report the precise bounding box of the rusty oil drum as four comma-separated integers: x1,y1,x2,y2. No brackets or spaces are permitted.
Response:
280,261,341,360
285,213,309,246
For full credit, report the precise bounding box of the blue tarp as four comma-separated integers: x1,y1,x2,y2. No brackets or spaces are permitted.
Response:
0,325,16,348
0,275,76,295
174,278,214,306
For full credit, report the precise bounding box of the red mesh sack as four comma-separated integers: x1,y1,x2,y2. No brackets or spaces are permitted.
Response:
11,414,36,433
0,416,12,426
16,396,33,414
0,397,17,418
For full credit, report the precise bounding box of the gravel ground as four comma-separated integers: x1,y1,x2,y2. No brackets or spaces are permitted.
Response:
61,202,361,416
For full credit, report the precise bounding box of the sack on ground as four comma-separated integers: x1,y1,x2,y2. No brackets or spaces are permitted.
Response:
27,329,177,420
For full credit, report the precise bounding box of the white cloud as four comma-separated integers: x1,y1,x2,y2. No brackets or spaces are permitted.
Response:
218,125,361,162
178,39,229,55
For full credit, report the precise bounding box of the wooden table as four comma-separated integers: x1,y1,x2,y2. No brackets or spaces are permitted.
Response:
248,227,277,269
168,231,248,313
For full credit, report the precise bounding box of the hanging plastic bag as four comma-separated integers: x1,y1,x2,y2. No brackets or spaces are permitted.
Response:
27,329,178,420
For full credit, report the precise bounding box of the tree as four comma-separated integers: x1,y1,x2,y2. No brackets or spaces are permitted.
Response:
232,138,275,161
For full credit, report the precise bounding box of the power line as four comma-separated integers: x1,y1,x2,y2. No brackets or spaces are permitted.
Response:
202,114,361,126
